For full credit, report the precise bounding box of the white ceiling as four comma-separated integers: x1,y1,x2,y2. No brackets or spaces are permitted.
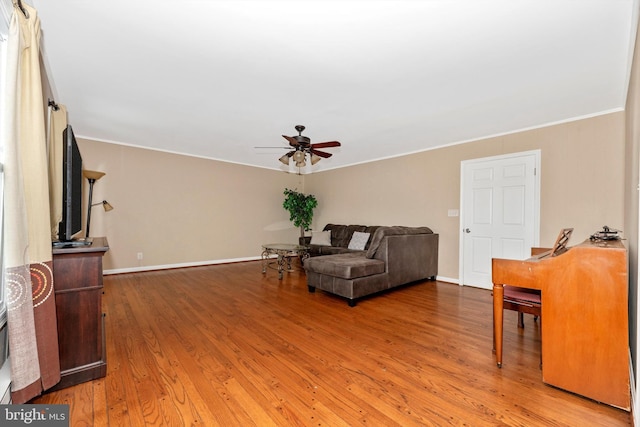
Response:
30,0,638,173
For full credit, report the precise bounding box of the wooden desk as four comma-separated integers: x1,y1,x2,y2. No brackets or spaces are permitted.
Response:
50,237,109,391
492,238,629,410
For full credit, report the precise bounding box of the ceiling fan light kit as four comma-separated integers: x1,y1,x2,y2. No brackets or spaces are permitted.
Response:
279,153,291,165
260,125,341,172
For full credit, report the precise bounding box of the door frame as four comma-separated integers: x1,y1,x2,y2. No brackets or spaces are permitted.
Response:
458,149,541,287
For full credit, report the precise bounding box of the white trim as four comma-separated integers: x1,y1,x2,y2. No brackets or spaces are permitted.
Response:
104,256,263,275
106,259,460,288
435,276,458,285
458,149,541,287
77,108,625,175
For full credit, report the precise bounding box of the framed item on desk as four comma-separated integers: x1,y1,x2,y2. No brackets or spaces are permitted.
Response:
550,228,573,256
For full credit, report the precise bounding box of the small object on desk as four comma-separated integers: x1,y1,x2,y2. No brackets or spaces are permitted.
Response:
590,225,622,241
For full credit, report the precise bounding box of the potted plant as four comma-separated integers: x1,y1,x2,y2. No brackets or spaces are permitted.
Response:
283,188,317,241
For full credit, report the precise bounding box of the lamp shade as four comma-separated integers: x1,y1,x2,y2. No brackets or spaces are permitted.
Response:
83,170,105,181
279,154,290,165
102,201,114,212
293,150,305,162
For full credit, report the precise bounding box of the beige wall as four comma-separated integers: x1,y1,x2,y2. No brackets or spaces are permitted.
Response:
77,140,303,272
305,112,625,281
625,11,640,408
79,112,625,278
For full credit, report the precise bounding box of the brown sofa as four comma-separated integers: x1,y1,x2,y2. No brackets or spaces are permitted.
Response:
303,225,438,306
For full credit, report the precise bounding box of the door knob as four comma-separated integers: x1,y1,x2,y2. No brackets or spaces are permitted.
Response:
464,228,471,233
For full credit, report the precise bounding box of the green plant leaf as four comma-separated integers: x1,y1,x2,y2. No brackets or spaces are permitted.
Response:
283,188,317,237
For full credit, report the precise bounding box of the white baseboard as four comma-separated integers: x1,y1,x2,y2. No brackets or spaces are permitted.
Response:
104,256,262,275
107,264,461,285
436,276,459,285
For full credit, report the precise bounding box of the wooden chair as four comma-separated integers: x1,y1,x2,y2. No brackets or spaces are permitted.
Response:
503,285,541,328
492,247,547,365
501,247,546,328
492,285,541,368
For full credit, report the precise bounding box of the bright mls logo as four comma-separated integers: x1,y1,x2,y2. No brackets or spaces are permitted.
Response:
1,405,69,426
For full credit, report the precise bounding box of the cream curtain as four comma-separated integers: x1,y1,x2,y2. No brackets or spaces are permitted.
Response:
1,2,60,403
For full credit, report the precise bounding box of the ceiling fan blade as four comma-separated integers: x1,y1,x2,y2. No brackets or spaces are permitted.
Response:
311,141,341,149
311,149,332,158
282,135,299,147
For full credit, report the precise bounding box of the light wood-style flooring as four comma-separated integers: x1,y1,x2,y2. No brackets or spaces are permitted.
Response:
32,261,632,426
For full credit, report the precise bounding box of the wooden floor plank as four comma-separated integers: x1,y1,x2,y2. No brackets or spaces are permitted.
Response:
31,261,631,426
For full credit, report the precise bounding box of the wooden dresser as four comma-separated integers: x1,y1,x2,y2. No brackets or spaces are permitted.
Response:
50,237,109,391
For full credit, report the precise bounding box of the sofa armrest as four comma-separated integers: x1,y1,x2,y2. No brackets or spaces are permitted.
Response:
366,226,434,258
384,233,439,284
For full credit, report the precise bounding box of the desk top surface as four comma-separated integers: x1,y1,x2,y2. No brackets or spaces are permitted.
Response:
262,243,307,252
52,236,109,254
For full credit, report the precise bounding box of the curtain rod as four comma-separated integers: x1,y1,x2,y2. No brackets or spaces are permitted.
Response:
15,0,29,19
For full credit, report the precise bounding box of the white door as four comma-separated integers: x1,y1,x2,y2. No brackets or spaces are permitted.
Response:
460,150,540,289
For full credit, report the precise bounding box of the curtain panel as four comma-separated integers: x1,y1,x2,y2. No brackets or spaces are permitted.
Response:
1,2,60,403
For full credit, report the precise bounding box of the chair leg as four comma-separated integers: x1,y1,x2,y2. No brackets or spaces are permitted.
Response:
492,308,496,353
539,317,542,369
517,312,524,328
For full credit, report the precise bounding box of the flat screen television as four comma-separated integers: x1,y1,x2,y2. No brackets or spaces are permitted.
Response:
55,125,86,244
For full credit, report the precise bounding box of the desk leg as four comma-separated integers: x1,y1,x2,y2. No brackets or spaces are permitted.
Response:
493,283,504,368
261,249,269,273
277,254,285,279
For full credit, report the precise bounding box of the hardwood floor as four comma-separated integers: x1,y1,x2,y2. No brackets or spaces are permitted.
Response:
32,261,631,426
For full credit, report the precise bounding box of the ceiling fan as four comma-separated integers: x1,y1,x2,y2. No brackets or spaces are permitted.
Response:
265,125,341,168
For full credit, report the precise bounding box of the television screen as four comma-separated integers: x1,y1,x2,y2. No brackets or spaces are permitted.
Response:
57,125,84,242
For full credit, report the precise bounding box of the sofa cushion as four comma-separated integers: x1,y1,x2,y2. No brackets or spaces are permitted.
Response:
323,224,368,248
318,246,358,255
310,230,331,246
348,231,370,250
304,253,385,280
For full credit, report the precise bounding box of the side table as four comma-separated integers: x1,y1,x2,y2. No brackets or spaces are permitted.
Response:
261,243,309,279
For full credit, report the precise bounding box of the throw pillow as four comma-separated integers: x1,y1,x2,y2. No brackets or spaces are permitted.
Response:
310,230,331,246
348,231,370,250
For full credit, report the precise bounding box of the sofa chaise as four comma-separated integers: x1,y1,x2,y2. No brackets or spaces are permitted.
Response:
303,225,438,306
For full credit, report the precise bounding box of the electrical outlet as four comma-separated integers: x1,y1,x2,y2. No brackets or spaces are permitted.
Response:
137,252,143,260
